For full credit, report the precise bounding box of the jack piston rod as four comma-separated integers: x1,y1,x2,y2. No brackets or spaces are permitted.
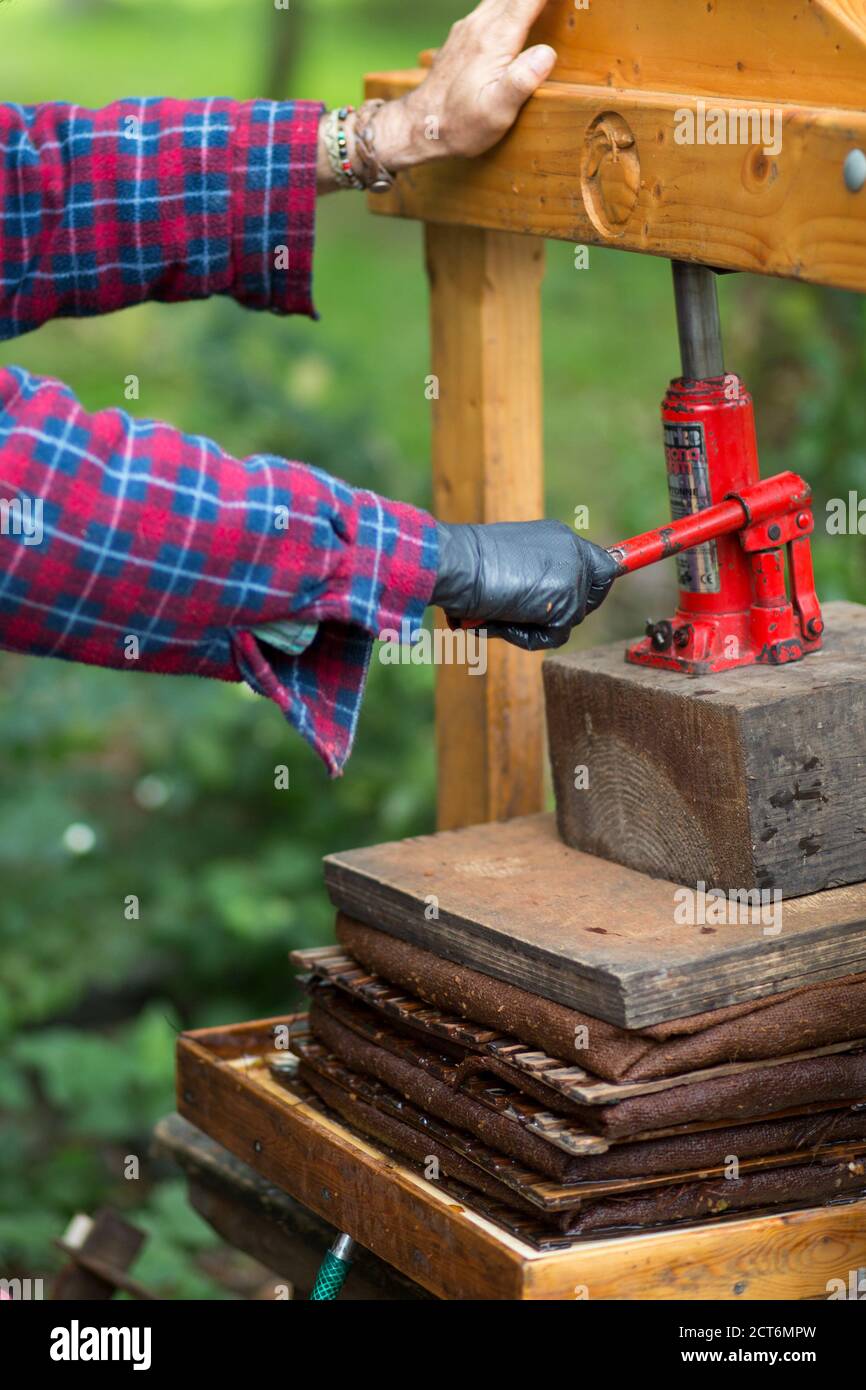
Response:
672,262,725,379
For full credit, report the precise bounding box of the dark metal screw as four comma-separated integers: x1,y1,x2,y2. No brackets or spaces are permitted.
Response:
673,624,693,650
768,523,782,541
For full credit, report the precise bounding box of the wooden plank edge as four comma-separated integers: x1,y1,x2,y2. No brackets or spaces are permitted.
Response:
524,1196,866,1301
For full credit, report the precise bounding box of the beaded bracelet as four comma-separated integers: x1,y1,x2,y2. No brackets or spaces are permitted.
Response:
323,106,364,190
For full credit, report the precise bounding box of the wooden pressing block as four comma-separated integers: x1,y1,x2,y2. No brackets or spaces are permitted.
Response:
544,601,866,900
176,1016,866,1300
323,812,866,1029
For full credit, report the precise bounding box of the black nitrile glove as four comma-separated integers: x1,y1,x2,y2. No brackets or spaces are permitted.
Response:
432,521,618,651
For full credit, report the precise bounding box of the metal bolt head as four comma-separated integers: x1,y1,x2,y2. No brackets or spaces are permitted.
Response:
844,149,866,193
645,618,674,651
796,511,810,530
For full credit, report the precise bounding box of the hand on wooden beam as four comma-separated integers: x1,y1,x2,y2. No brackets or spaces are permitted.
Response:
375,0,556,172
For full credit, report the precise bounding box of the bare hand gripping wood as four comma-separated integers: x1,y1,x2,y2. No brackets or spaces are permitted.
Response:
367,0,866,292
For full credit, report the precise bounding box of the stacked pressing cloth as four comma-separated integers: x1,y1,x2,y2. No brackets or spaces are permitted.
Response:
285,914,866,1249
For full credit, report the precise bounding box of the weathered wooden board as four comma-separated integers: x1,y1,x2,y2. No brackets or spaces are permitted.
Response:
176,1018,866,1300
323,813,866,1028
545,601,866,899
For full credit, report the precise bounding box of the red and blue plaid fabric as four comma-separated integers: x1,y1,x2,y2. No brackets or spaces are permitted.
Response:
1,96,322,332
0,99,438,774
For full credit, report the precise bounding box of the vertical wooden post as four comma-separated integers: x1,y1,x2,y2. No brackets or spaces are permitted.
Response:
425,224,546,832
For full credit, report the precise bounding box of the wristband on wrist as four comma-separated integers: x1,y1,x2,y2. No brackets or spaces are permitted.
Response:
354,98,398,194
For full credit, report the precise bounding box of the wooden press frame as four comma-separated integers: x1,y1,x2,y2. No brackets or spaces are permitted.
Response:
365,0,866,830
175,5,866,1302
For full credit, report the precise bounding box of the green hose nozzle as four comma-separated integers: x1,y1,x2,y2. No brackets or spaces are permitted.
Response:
310,1233,355,1300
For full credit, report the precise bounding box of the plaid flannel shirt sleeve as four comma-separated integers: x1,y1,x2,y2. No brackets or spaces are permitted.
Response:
0,96,324,333
0,366,438,775
0,99,440,774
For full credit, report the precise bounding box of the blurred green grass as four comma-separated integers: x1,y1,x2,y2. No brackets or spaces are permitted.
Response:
1,0,863,1295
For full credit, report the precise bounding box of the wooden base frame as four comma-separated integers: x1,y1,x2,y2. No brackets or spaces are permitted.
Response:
177,1017,866,1302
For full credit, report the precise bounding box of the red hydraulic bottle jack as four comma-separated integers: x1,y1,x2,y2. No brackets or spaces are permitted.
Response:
610,263,824,674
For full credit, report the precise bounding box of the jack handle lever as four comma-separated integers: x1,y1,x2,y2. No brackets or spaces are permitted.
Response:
607,471,813,577
451,471,821,633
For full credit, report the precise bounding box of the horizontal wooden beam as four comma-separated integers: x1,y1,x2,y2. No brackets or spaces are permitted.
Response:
365,70,866,292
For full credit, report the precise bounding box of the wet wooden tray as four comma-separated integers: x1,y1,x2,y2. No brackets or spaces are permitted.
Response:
176,1015,866,1300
